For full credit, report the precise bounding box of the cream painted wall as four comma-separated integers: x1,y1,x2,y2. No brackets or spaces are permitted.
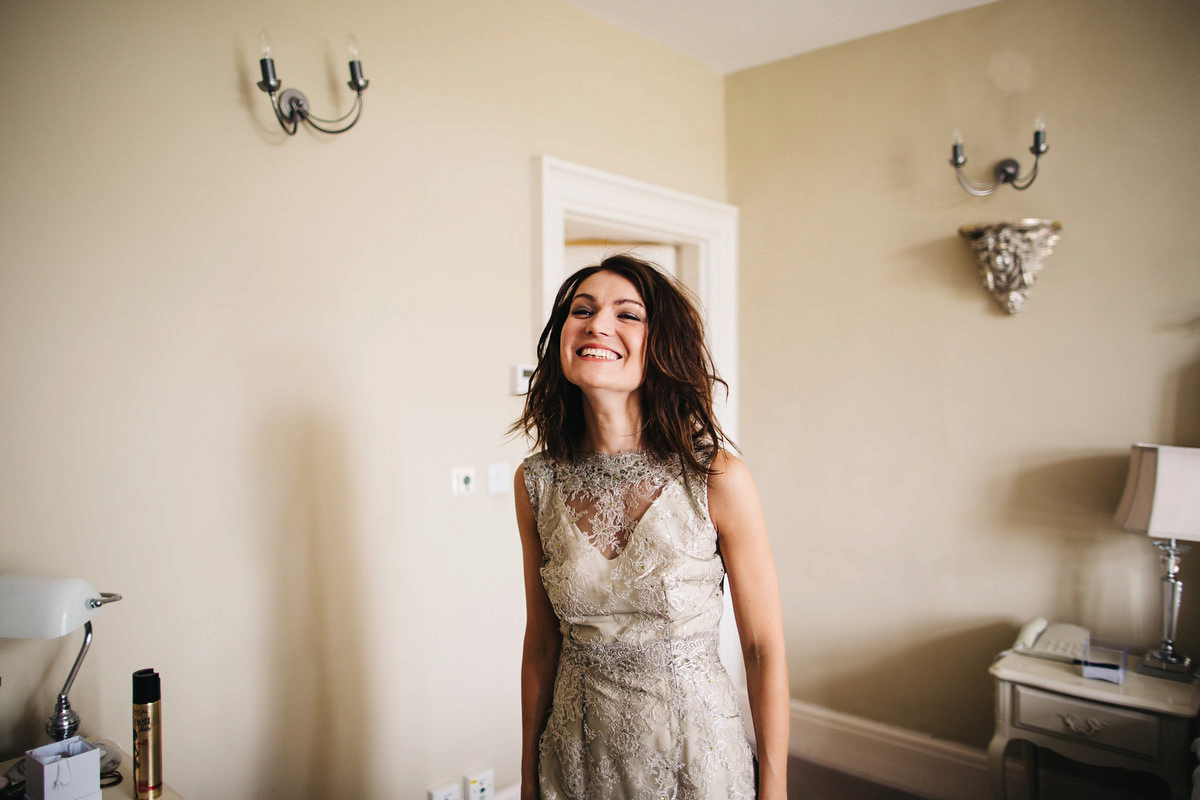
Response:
0,1,725,796
729,0,1200,749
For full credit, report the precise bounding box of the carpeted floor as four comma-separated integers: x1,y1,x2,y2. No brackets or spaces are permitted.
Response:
787,757,929,800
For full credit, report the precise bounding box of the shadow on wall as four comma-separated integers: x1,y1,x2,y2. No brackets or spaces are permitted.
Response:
0,634,85,759
255,409,369,800
1162,320,1200,447
815,622,1016,749
1002,453,1166,647
897,235,986,309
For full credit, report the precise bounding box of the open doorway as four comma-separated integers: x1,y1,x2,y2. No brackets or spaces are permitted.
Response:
534,156,745,685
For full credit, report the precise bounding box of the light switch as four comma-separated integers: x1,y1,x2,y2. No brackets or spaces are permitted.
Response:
487,462,511,494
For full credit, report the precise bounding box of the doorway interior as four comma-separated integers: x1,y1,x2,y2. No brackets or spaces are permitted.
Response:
534,155,745,685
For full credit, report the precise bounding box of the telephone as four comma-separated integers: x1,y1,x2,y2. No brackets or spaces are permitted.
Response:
1013,617,1089,663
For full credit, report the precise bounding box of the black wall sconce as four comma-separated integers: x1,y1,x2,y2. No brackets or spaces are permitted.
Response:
949,116,1048,196
256,31,369,135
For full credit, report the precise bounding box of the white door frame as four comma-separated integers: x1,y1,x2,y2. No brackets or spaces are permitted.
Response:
534,156,744,685
534,156,740,440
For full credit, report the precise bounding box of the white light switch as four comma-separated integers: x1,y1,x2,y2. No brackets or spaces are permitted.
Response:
511,364,535,395
487,462,511,494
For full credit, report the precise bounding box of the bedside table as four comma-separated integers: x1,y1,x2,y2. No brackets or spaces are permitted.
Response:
989,652,1200,800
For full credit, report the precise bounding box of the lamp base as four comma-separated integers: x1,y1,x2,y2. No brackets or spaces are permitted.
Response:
1135,650,1195,683
45,693,80,741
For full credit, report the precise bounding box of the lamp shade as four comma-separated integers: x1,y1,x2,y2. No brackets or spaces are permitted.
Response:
1114,444,1200,541
0,574,105,639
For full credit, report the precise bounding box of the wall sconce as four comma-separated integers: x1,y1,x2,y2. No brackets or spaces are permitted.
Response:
256,31,369,135
958,219,1061,314
950,116,1048,196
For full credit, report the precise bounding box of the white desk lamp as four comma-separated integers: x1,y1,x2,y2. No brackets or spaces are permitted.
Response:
1114,444,1200,679
0,574,122,740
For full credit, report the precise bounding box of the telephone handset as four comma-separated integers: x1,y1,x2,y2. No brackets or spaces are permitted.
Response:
1014,617,1089,663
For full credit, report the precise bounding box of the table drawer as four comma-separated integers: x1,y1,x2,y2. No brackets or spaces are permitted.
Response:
1013,684,1160,759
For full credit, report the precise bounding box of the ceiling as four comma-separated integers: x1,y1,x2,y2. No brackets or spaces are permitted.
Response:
564,0,999,74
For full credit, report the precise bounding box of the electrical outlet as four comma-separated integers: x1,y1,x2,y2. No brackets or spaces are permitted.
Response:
451,467,476,496
463,767,495,800
428,781,462,800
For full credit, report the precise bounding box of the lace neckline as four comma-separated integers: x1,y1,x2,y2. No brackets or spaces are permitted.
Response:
550,450,676,560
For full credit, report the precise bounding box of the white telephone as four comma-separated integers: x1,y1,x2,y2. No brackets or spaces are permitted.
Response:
1013,617,1090,663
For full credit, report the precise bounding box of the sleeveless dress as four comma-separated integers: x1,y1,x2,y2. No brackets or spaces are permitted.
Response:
523,450,756,800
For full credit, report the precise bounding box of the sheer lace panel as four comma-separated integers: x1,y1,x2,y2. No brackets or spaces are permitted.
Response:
552,451,674,560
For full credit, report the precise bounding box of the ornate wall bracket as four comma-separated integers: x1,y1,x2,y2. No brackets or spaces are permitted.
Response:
958,219,1061,314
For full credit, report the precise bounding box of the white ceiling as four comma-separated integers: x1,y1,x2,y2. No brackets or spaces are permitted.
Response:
564,0,999,74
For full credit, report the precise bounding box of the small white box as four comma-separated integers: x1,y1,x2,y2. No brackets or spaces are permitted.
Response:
1082,639,1129,684
24,737,101,800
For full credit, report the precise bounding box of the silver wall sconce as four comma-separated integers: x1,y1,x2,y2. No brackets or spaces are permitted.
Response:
950,116,1048,196
958,219,1061,314
256,31,369,135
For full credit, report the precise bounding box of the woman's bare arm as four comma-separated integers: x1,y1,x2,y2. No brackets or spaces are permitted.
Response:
709,451,789,800
516,464,562,799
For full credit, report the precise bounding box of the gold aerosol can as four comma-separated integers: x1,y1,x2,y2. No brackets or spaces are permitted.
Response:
132,668,162,799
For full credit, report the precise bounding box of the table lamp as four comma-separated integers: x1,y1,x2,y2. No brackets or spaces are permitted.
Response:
1114,444,1200,679
0,574,122,739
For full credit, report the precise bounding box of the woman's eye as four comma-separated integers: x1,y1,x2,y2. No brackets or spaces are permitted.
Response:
618,313,642,322
570,307,592,317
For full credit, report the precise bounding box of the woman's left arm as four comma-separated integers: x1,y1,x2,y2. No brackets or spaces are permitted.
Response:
709,451,789,800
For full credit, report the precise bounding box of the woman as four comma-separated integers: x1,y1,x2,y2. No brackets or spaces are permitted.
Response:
513,255,788,799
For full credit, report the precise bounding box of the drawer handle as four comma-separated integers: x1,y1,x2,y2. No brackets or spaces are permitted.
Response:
1059,713,1106,736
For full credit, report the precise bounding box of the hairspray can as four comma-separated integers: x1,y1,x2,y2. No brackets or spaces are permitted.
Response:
132,668,162,799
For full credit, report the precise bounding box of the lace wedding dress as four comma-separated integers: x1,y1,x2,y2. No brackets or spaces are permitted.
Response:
523,450,755,800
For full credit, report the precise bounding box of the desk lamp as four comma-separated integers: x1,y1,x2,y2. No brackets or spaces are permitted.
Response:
0,574,122,739
1114,444,1200,679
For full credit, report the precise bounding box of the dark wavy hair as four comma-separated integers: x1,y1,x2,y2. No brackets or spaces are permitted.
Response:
511,254,730,475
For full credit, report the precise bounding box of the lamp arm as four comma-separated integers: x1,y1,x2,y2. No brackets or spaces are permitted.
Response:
953,163,1002,197
58,620,93,700
302,93,364,134
302,91,363,125
45,621,93,739
1011,153,1042,191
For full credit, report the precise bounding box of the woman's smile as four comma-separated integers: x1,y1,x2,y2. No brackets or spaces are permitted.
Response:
577,346,620,360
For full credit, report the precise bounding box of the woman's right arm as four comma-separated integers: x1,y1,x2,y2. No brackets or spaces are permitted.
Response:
516,464,561,799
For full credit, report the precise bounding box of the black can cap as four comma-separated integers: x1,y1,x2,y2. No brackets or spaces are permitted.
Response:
133,668,160,704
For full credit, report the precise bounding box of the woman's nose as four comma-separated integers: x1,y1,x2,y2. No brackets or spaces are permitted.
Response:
586,311,613,334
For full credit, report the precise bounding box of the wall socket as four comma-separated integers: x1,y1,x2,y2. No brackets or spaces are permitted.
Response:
428,781,462,800
463,767,495,800
451,466,476,496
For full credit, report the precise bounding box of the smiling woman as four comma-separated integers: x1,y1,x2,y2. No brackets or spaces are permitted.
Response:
509,255,789,800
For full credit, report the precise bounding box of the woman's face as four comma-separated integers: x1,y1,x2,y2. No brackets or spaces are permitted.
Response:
559,270,648,398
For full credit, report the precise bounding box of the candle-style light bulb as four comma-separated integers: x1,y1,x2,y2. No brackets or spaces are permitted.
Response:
347,33,368,92
1032,113,1047,154
257,29,280,93
951,128,965,167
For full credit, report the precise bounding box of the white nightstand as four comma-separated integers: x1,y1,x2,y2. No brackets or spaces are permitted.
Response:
989,652,1200,800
